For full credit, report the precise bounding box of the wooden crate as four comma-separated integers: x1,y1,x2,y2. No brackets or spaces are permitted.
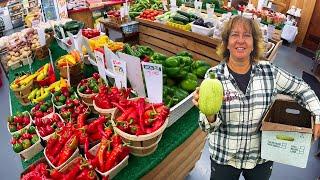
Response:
141,128,207,180
137,18,221,66
265,39,283,62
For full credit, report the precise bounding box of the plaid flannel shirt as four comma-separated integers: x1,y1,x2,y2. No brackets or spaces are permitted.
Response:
199,60,320,169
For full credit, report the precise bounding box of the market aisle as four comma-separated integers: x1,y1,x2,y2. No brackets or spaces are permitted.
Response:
0,70,23,178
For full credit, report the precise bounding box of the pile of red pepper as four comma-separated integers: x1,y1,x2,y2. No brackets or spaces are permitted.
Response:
138,9,162,21
59,99,89,123
82,28,101,39
45,123,79,167
21,162,51,180
7,111,31,133
78,73,105,94
113,98,169,135
35,113,64,137
30,100,54,121
76,114,111,145
93,86,131,109
49,157,97,180
85,130,130,173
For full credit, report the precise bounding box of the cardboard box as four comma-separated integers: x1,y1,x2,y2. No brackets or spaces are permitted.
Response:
261,99,313,168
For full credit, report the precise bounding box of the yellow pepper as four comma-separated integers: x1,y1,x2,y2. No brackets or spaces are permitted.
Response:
65,55,76,65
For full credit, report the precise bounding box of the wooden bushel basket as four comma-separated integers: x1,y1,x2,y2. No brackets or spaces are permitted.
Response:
34,45,49,60
112,109,168,157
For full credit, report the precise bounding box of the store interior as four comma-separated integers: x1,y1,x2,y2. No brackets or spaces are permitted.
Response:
0,0,320,179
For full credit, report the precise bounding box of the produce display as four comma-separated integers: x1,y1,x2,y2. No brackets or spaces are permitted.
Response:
59,99,89,123
129,0,163,19
113,98,169,135
45,124,79,167
84,35,124,53
21,161,51,180
56,50,81,69
54,20,84,39
123,44,154,62
7,111,31,133
93,86,131,110
35,113,64,138
11,126,39,153
78,73,105,95
25,28,42,50
30,100,54,120
52,87,78,107
82,28,101,39
138,9,163,21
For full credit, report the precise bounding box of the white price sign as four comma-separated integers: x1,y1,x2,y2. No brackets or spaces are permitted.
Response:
141,62,163,103
36,27,46,46
66,32,82,51
113,58,127,88
104,46,115,72
94,50,107,83
118,52,146,97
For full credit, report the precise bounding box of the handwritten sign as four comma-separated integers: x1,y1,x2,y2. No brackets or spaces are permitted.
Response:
37,27,46,46
141,62,163,103
94,50,107,83
104,46,115,72
118,52,146,97
113,58,127,88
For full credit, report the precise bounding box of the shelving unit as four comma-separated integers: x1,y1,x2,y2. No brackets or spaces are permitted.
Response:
22,0,41,27
8,0,24,28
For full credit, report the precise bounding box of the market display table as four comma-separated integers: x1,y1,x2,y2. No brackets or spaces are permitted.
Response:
136,18,222,66
9,40,206,179
99,19,139,43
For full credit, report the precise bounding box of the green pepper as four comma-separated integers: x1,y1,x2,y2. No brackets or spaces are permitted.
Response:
151,52,167,62
93,86,99,93
191,60,211,70
186,73,198,81
89,82,96,89
45,100,52,106
9,124,17,132
56,102,63,106
136,45,154,56
180,79,198,92
166,67,181,78
54,90,61,96
59,95,66,103
180,56,193,66
182,65,191,72
70,94,77,100
69,87,75,94
7,116,14,123
22,139,31,150
13,132,20,139
165,57,181,67
173,87,189,101
28,126,36,134
176,51,193,58
79,85,86,93
195,66,211,78
31,134,39,144
176,70,188,79
13,143,23,153
40,104,48,112
163,74,168,85
123,44,136,56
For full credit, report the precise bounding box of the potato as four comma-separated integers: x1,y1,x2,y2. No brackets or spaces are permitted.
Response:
22,51,28,58
15,52,20,57
9,51,14,56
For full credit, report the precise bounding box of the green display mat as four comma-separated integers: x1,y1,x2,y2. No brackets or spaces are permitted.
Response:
10,40,201,178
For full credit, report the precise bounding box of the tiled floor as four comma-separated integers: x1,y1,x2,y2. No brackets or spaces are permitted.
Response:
0,32,319,179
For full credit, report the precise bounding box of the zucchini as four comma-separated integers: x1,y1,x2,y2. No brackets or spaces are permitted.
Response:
177,10,192,18
172,14,189,24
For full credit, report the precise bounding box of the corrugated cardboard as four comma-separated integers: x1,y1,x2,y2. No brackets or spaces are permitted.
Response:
261,99,313,168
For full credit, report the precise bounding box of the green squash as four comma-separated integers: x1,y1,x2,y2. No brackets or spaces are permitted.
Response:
198,72,223,116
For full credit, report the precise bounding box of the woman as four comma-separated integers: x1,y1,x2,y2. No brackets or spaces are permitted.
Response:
192,16,320,180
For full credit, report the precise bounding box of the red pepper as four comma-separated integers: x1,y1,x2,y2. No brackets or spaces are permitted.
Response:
97,138,110,172
136,98,146,134
85,137,95,160
50,128,73,157
111,134,122,148
116,107,135,122
87,116,106,133
89,132,102,142
63,158,87,180
57,135,78,166
104,144,129,172
143,109,157,127
76,168,96,180
46,132,59,151
129,124,144,135
77,113,87,128
144,103,164,111
111,102,125,112
50,169,62,179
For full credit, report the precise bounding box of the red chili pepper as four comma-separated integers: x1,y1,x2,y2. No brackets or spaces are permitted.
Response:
76,168,96,180
136,98,146,134
50,169,62,179
46,132,59,152
85,137,95,160
77,113,87,128
104,144,129,172
63,158,87,180
111,102,125,112
111,134,122,148
143,109,157,127
126,110,138,124
98,124,112,139
87,116,106,133
97,138,110,172
129,124,144,135
57,135,78,166
89,132,102,142
116,107,135,122
50,129,73,157
144,103,164,111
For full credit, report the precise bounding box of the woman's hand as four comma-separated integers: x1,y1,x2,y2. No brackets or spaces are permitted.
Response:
192,87,200,107
314,124,320,141
193,87,216,123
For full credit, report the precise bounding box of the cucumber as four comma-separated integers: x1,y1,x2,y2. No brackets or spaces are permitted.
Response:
172,14,189,24
177,10,192,18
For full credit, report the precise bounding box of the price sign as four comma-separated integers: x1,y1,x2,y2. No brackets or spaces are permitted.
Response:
206,3,215,18
113,58,127,88
95,50,107,83
37,27,46,46
118,52,146,97
104,46,115,72
59,26,66,40
141,62,163,103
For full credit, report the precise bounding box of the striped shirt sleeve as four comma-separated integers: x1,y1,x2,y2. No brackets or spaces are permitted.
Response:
274,66,320,124
198,112,221,133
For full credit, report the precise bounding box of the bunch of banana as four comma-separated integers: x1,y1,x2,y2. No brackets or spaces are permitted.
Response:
28,78,68,103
